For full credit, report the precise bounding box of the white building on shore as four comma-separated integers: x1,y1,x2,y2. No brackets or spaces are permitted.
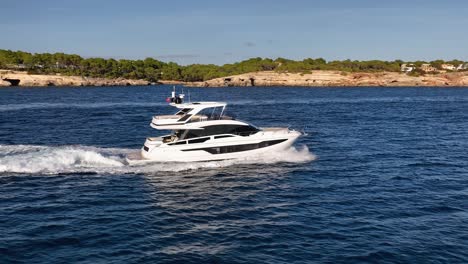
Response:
441,64,456,71
400,63,416,73
420,64,438,72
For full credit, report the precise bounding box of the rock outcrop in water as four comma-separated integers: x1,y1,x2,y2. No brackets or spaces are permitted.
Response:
187,71,468,87
0,70,150,87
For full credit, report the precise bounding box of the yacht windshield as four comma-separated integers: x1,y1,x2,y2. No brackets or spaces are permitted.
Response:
179,125,259,139
192,106,225,120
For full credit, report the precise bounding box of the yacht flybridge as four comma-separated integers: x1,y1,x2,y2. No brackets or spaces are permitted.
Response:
139,89,302,162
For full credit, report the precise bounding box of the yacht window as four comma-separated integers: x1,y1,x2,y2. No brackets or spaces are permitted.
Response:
178,114,192,122
176,108,193,115
202,125,258,136
188,137,210,144
214,135,234,139
182,139,287,154
196,107,224,120
168,141,187,145
230,125,259,136
180,125,259,139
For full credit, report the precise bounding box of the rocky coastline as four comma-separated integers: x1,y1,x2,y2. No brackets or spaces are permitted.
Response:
188,71,468,87
0,70,151,87
2,70,468,87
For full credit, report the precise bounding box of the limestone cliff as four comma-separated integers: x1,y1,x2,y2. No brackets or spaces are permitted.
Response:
188,71,468,87
0,70,150,87
2,69,468,88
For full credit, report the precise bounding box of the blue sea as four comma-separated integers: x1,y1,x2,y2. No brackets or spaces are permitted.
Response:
1,86,468,263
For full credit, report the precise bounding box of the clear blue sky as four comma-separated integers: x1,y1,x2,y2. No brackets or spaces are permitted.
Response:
1,0,467,65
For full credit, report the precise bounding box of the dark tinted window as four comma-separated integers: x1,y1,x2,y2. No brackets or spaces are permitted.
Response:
168,141,187,145
178,114,192,122
182,139,287,154
231,125,259,136
176,108,193,115
214,135,234,139
188,137,210,144
182,125,258,139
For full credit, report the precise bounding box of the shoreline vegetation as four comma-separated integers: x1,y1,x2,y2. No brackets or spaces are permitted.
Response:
1,49,467,87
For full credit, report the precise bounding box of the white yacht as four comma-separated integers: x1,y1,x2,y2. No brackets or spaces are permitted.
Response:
139,90,302,162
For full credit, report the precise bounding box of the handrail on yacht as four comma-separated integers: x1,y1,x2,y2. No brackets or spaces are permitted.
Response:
188,115,234,123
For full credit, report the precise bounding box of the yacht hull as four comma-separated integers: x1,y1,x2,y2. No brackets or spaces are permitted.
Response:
140,130,301,162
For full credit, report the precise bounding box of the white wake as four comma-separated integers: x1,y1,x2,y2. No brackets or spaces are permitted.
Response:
0,144,315,175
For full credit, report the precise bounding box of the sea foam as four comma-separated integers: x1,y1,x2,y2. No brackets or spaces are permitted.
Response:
0,144,315,175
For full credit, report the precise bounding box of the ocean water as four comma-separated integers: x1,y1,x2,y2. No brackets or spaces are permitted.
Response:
1,86,467,263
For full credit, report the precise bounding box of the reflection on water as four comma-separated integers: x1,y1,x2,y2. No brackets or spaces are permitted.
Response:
142,165,304,260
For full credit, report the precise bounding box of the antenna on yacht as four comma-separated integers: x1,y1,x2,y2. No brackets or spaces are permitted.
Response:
179,86,185,104
167,86,184,104
166,85,186,104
